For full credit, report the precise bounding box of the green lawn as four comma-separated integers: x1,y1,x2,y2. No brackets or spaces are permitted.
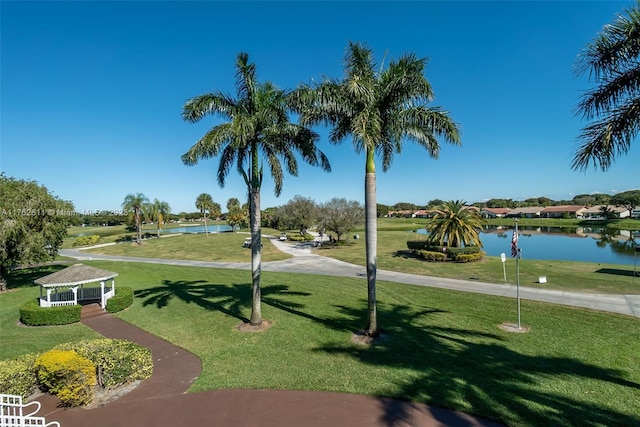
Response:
2,262,639,427
82,232,291,263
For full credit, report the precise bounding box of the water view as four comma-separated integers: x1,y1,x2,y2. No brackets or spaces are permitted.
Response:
416,226,640,265
161,224,232,234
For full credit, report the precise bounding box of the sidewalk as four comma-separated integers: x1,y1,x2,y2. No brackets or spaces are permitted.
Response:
35,304,504,427
60,239,640,318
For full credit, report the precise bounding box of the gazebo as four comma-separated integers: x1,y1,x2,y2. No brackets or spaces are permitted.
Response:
34,264,118,309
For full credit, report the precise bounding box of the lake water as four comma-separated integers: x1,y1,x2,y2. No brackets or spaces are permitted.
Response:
415,226,640,265
161,224,232,234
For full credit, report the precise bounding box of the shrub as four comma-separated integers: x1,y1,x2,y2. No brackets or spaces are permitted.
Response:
416,250,447,262
35,350,96,406
72,235,100,247
287,234,315,242
0,353,39,398
106,286,133,313
454,252,486,263
55,339,152,388
20,299,81,326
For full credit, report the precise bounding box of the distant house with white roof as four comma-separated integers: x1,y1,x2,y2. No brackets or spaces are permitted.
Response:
580,205,630,219
480,208,511,218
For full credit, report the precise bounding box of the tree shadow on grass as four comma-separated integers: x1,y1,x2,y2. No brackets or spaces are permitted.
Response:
135,280,312,325
596,268,637,277
6,264,70,289
315,303,640,427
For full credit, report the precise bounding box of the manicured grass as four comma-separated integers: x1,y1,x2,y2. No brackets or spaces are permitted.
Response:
2,261,638,426
83,232,291,263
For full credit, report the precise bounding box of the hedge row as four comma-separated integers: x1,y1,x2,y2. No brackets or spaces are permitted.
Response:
408,240,484,262
286,233,315,242
72,235,100,247
19,300,82,326
106,286,133,313
0,353,38,397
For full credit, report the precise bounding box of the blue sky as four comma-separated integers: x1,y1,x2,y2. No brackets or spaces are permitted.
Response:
2,1,639,214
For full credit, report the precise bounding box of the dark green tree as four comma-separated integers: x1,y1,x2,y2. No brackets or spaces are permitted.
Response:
0,175,74,291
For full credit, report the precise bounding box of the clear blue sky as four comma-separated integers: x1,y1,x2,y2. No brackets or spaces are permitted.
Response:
2,1,639,214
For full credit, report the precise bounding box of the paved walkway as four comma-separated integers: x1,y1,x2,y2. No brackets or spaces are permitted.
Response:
35,304,504,427
60,237,640,318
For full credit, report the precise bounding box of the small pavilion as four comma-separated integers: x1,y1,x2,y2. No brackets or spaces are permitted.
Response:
34,264,118,309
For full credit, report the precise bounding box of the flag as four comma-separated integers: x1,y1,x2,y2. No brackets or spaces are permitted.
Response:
511,230,518,258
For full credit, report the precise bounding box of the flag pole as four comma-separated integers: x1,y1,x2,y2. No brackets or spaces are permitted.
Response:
515,219,521,329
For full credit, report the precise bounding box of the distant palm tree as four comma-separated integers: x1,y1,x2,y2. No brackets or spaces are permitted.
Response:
573,3,640,171
149,199,171,237
122,193,149,244
293,42,460,336
226,197,240,213
426,200,484,248
181,52,331,326
196,193,214,235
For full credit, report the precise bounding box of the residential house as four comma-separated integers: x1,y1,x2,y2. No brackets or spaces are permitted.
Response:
541,205,587,218
506,207,544,218
480,207,511,218
580,205,630,219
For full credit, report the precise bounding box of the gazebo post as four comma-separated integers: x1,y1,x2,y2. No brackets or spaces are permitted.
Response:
100,281,105,309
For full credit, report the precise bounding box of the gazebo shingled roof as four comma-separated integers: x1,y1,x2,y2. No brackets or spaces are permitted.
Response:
34,264,118,288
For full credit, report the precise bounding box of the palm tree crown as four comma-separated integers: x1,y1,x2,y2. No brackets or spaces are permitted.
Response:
196,193,214,235
574,3,640,171
294,42,460,336
122,193,149,245
181,52,331,326
426,200,484,248
148,198,171,237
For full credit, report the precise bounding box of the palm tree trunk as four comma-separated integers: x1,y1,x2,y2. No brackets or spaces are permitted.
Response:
364,148,378,336
249,187,262,325
204,212,208,235
135,208,142,245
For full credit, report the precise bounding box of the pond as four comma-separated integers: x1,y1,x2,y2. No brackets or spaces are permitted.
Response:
159,224,233,234
415,226,640,265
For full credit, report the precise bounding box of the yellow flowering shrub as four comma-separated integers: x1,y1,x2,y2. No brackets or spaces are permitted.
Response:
34,350,96,406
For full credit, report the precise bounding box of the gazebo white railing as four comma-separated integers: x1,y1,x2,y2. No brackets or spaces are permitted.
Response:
35,264,118,310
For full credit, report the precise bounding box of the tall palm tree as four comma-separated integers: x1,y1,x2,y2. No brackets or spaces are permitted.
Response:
122,193,149,245
294,42,460,336
149,198,171,237
181,52,331,326
196,193,214,235
573,3,640,171
426,200,484,248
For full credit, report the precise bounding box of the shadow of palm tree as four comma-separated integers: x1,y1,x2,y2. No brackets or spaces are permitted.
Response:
314,302,639,427
135,280,313,324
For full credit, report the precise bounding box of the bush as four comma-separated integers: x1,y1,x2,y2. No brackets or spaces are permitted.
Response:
20,299,81,326
55,339,152,388
287,233,315,242
35,350,96,406
0,353,39,398
416,250,448,262
106,286,133,313
454,252,486,263
72,235,100,247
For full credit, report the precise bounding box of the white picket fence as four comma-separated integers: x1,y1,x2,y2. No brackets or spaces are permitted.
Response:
0,394,60,427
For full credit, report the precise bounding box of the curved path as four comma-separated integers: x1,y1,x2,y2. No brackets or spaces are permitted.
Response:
60,237,640,318
35,304,503,427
